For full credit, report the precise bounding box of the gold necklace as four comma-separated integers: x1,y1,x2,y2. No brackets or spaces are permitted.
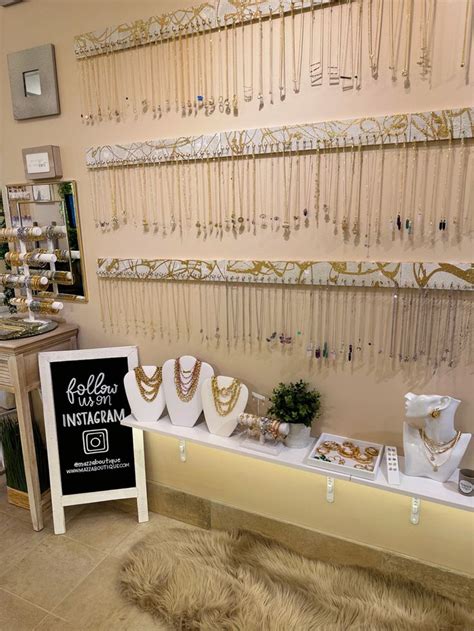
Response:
419,428,461,471
211,376,242,417
134,366,163,402
174,357,202,402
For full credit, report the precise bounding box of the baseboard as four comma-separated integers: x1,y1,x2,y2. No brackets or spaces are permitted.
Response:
116,480,473,607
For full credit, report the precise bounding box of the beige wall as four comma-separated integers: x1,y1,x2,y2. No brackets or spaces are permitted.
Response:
1,0,473,573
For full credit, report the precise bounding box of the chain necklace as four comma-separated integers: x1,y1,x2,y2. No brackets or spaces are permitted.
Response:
419,429,462,472
211,376,242,416
134,366,162,402
174,357,202,402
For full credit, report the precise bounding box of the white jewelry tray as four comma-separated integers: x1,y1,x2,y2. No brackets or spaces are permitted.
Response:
305,432,384,481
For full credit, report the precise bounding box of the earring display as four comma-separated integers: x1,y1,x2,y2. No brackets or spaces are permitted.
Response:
306,433,384,480
74,0,468,123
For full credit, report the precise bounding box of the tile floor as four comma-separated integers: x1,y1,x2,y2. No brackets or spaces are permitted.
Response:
0,476,190,630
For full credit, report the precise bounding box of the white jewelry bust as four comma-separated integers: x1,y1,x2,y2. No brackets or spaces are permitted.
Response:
201,376,249,437
403,392,471,482
162,356,214,427
124,366,165,423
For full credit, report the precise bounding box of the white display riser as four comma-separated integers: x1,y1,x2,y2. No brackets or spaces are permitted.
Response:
122,414,474,514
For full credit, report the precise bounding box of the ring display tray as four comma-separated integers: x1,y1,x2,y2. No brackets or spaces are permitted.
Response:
306,432,384,481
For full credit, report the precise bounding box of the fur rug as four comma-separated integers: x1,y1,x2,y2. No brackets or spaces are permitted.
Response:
121,528,473,630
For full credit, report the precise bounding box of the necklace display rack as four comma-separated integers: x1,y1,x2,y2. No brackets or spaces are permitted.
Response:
86,106,473,238
0,225,70,337
97,257,473,372
73,0,468,123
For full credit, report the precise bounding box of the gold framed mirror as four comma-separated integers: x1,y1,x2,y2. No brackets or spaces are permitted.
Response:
3,180,88,302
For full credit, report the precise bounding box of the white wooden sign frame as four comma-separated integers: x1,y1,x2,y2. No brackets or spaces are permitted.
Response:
39,346,148,534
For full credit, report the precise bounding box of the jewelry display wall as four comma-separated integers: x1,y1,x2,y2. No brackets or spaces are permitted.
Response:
74,0,471,123
97,277,472,372
86,107,473,238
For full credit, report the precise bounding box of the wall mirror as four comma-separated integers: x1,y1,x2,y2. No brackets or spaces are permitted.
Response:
3,180,88,302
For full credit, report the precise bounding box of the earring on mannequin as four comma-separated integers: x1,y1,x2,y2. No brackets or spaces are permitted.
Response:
430,408,441,419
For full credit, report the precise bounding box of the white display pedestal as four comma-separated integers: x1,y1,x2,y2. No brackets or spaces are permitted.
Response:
201,376,249,437
162,356,214,427
124,366,166,423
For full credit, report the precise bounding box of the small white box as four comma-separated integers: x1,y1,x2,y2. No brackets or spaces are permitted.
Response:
305,432,384,480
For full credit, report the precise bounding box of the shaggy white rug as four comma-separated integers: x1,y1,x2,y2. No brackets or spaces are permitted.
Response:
121,528,473,630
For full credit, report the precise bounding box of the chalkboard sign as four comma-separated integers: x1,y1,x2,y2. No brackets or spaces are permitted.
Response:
39,346,148,534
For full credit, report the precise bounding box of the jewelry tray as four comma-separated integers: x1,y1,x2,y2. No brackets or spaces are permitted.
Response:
305,432,384,481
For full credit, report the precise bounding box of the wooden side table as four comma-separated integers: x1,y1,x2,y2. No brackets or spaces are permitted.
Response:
0,323,78,531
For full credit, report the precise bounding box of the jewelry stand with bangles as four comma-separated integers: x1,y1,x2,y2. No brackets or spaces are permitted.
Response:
237,412,290,455
306,432,384,480
0,225,68,337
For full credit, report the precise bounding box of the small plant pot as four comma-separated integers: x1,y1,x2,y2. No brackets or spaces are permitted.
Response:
285,424,312,448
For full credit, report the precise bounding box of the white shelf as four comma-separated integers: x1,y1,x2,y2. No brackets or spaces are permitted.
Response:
122,414,474,513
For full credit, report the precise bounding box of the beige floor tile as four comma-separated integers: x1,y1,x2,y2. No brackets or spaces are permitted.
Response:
0,519,47,576
54,557,168,630
110,510,199,561
0,534,104,611
62,502,141,553
0,589,48,631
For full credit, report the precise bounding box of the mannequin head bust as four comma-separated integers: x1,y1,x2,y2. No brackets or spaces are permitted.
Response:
404,392,460,420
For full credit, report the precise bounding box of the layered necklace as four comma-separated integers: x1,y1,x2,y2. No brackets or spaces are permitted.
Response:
418,429,462,472
211,376,242,416
174,357,202,402
134,366,163,402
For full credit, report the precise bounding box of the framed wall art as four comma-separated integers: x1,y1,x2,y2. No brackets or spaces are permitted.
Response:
7,43,60,120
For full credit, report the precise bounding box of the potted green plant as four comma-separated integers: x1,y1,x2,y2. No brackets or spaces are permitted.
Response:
267,380,321,448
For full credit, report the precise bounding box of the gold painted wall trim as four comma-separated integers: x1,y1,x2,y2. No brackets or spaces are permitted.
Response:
74,0,331,59
97,258,474,291
86,107,474,167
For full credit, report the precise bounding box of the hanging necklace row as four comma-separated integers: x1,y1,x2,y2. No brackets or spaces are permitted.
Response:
98,279,472,372
89,138,472,244
77,0,459,123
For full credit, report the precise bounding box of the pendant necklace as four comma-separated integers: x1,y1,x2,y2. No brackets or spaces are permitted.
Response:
460,0,472,69
441,134,454,233
354,0,363,90
402,0,413,82
368,0,383,78
341,0,355,89
313,141,321,221
258,9,264,107
353,142,363,235
310,0,324,86
408,141,419,236
269,7,274,104
419,429,461,472
279,3,287,99
224,17,230,112
232,17,239,112
375,139,385,242
291,0,305,93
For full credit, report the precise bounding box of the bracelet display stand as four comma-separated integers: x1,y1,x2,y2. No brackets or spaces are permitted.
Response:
124,366,166,423
201,376,249,437
162,356,214,427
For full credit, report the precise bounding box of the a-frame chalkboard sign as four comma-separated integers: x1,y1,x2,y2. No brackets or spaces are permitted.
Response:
39,346,148,534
